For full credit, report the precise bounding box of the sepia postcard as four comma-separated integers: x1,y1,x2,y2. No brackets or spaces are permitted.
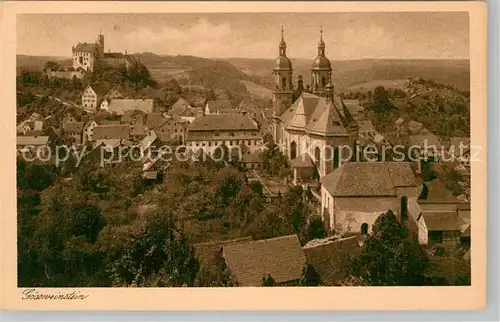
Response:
1,1,487,311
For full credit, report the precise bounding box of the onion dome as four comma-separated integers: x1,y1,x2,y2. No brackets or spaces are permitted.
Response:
274,26,292,70
275,56,292,70
312,26,331,71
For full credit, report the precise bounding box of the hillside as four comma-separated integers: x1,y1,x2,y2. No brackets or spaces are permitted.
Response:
134,53,274,103
227,58,470,92
16,54,469,103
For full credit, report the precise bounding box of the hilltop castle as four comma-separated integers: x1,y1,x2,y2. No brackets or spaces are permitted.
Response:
72,32,136,72
272,27,358,180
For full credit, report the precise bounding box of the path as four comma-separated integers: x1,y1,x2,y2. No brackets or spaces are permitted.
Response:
17,91,80,109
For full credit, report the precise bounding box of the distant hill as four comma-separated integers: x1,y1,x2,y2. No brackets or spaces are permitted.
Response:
17,54,470,102
227,58,470,92
16,55,72,74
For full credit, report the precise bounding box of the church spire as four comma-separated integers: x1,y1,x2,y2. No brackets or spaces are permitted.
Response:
318,26,325,56
279,25,287,56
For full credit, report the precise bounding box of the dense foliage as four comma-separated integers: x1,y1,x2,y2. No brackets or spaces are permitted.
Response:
348,210,429,286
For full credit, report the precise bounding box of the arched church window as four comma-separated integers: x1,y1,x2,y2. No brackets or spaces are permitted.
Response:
314,147,321,165
282,77,287,89
333,148,340,169
322,77,326,87
290,141,297,159
401,196,408,220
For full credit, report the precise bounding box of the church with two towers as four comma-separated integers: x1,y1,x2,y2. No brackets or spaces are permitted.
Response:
272,27,359,182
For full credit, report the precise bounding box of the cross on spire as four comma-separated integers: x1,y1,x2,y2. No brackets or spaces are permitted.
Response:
320,25,323,41
281,25,284,41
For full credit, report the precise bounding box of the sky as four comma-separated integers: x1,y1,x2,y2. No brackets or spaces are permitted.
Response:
17,12,470,60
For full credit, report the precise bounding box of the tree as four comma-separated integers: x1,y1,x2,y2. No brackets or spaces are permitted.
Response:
43,61,61,72
372,86,395,113
299,264,321,286
306,216,327,242
262,274,275,286
349,210,429,286
106,210,199,287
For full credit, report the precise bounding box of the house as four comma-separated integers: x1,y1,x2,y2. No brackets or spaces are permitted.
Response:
408,129,443,161
222,235,307,286
171,98,192,114
241,151,264,170
290,153,316,185
204,100,233,115
17,136,50,159
302,236,363,286
107,99,154,115
81,86,98,112
100,87,125,111
94,138,134,168
418,179,464,214
193,237,253,284
104,86,125,100
320,162,419,235
417,212,462,245
186,114,262,157
62,121,84,144
92,124,130,141
82,120,98,143
145,114,188,143
121,109,148,126
16,113,44,135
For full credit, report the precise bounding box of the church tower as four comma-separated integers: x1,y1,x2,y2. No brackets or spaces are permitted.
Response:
311,27,332,96
272,26,293,117
97,31,105,59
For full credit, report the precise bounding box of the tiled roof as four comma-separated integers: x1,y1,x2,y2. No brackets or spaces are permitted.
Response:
171,98,191,113
290,153,315,168
418,179,460,204
74,42,98,53
321,162,417,197
17,136,49,146
222,235,306,286
206,100,232,113
146,113,169,130
63,122,84,133
104,87,125,100
421,212,460,231
193,237,253,268
188,115,258,132
122,109,147,124
93,125,130,140
24,130,43,137
241,151,263,163
409,132,443,149
278,92,350,136
108,99,154,115
303,236,362,286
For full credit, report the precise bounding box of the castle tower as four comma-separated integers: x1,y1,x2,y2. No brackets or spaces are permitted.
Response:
311,27,332,96
272,26,293,117
97,31,104,58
